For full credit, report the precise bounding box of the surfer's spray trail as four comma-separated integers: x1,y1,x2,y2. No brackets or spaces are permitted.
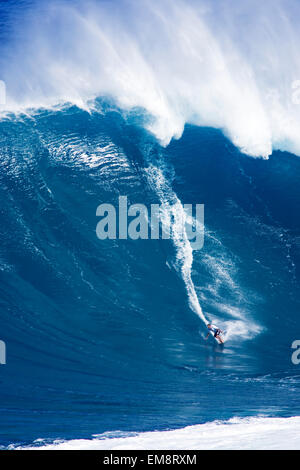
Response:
145,162,207,324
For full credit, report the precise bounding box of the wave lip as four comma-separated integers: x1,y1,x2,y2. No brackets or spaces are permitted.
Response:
2,0,300,157
16,417,300,450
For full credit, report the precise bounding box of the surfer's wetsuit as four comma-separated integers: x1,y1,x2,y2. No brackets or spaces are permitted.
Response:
209,324,221,337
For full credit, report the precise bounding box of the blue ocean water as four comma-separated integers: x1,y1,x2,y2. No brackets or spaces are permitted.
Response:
0,105,299,447
0,0,299,449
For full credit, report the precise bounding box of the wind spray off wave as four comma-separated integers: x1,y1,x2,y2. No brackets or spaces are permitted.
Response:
2,0,300,157
0,0,300,450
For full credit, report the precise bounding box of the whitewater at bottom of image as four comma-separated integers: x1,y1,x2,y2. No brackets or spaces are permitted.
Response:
0,101,299,450
13,417,300,450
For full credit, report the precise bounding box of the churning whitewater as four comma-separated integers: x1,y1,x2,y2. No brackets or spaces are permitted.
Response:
2,0,300,157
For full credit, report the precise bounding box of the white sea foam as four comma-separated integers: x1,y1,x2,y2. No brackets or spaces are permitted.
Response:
1,0,300,157
18,416,300,450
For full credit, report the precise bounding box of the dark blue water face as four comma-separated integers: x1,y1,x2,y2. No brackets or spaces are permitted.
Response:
0,107,299,447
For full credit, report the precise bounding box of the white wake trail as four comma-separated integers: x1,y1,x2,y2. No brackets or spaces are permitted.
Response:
145,161,262,341
18,416,300,450
145,163,208,325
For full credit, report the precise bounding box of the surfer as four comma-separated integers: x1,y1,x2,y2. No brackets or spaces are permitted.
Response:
205,323,224,344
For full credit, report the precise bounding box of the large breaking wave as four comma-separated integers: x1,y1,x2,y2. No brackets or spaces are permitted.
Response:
0,0,299,449
2,0,300,157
